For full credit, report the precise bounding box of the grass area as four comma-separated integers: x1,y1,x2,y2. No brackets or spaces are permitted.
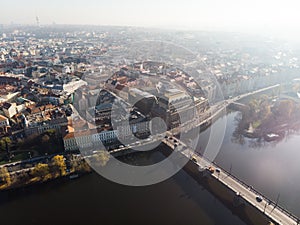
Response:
0,151,34,165
13,152,29,161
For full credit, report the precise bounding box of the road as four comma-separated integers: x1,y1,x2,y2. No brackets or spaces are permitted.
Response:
163,135,300,225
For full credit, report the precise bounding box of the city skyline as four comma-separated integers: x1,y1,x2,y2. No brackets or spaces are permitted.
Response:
1,0,300,38
1,10,300,224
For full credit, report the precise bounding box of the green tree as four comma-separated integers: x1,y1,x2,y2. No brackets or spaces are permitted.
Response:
0,137,11,152
247,96,272,121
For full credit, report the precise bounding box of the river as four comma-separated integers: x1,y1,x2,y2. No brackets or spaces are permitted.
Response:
203,111,300,217
1,111,299,224
0,150,246,225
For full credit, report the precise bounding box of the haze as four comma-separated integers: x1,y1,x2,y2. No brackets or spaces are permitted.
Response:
1,0,300,38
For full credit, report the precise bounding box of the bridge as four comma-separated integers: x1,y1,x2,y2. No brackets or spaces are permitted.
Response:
228,102,249,111
103,83,300,225
162,136,300,225
2,84,289,224
169,84,281,136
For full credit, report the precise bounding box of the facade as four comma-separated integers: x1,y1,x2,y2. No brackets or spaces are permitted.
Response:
63,129,118,151
0,115,9,127
63,119,151,151
154,89,196,129
24,117,68,136
2,102,17,118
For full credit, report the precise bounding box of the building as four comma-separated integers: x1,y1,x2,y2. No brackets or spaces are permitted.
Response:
2,102,17,118
0,115,9,127
0,115,9,134
63,129,118,151
129,88,157,115
153,89,196,129
24,117,68,136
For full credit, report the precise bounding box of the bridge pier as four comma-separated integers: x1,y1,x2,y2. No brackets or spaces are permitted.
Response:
159,142,288,225
228,102,250,112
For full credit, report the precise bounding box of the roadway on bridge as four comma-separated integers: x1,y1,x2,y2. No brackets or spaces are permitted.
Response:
163,135,299,225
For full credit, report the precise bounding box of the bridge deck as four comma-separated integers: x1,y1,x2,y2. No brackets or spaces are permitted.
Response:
163,137,299,225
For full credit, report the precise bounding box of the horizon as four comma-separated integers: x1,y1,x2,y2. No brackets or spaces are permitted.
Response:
1,0,300,41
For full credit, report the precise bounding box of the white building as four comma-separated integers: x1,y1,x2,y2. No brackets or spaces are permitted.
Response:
63,129,118,151
2,102,17,118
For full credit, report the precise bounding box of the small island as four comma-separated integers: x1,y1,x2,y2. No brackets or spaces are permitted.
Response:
233,95,300,143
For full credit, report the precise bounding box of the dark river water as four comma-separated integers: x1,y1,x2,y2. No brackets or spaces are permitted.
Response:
0,150,245,225
210,112,300,217
1,111,300,225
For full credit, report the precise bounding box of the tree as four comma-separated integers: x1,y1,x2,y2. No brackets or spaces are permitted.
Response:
93,150,110,167
0,167,11,186
276,100,295,119
41,134,50,143
76,160,92,173
259,101,272,120
31,163,50,180
0,137,11,152
51,155,67,176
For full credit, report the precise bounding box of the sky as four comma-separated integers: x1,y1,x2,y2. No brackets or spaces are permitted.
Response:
1,0,300,36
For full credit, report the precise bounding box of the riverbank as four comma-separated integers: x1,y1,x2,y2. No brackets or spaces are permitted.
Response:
233,96,300,143
214,111,300,217
0,151,247,225
0,154,92,192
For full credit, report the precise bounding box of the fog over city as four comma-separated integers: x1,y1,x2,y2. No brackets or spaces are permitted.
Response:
1,0,300,40
2,1,300,225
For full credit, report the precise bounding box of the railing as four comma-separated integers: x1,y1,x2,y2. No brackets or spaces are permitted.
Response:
192,151,300,223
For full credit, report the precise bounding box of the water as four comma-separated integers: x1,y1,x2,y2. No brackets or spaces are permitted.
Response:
0,151,246,225
2,111,299,224
208,112,300,217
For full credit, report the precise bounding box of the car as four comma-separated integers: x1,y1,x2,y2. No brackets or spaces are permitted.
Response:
208,166,215,173
215,168,221,173
191,156,197,163
256,195,263,202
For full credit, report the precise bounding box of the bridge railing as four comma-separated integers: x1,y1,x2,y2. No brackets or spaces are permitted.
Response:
193,152,300,223
212,161,299,222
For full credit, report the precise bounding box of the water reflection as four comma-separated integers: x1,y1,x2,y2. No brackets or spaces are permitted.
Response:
214,112,300,217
